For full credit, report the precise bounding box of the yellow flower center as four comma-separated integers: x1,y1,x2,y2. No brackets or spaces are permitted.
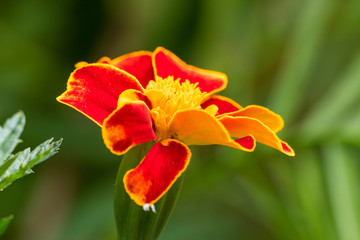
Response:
144,76,207,140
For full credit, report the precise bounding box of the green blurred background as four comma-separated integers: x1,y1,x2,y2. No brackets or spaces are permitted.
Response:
1,0,360,239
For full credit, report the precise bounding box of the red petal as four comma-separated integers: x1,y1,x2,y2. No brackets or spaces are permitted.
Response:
57,64,144,126
102,98,156,155
281,142,294,156
219,116,295,156
124,139,191,206
201,95,242,115
110,51,154,88
235,135,256,150
153,47,228,94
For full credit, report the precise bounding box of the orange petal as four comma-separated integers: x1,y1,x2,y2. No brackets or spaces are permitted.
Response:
168,109,255,152
201,95,242,115
57,64,144,126
97,56,112,64
219,116,295,156
102,97,156,155
109,51,155,89
124,139,191,206
223,105,284,133
153,47,228,94
143,89,166,109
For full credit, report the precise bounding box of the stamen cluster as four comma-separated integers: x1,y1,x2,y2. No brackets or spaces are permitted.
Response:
146,76,206,115
145,76,206,140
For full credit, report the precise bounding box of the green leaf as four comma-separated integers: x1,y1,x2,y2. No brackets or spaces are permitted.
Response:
0,111,62,191
294,150,337,240
0,111,25,164
300,52,360,142
324,144,360,240
0,138,62,191
267,0,336,122
0,215,13,236
0,112,63,236
114,141,184,240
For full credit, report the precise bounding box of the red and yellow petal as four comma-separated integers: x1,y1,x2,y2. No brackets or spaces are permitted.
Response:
124,139,191,206
153,47,228,94
236,135,256,150
109,51,155,89
201,95,242,116
168,109,255,152
57,64,144,126
223,105,284,133
102,97,156,155
118,89,153,109
219,116,295,156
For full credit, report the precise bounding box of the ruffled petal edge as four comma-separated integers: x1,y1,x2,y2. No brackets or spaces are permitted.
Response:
153,47,228,95
57,63,144,126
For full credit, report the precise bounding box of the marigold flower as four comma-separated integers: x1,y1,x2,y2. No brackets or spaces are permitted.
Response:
57,47,294,211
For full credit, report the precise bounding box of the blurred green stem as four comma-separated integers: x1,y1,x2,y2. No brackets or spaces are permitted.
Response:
114,141,184,240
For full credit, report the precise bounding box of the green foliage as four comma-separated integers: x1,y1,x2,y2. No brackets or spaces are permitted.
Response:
1,0,360,239
0,112,61,236
0,215,13,236
0,111,25,164
0,112,62,191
